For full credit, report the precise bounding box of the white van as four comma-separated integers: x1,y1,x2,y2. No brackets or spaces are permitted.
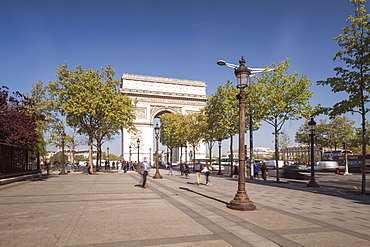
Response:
315,161,339,171
264,160,284,169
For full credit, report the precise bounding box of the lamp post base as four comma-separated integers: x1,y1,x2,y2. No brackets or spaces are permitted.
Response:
153,172,163,179
227,192,256,211
307,179,320,188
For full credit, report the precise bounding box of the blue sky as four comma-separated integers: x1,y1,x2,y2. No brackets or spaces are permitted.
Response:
0,0,361,156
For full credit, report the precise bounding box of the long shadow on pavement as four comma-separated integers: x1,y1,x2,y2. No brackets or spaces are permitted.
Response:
228,177,370,205
179,187,229,205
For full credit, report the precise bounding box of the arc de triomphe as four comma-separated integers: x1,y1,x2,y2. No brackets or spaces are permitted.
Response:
120,73,207,163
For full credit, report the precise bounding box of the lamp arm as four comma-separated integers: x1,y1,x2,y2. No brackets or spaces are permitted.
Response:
225,63,238,69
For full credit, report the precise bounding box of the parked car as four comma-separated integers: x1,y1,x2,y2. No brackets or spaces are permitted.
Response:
281,164,310,180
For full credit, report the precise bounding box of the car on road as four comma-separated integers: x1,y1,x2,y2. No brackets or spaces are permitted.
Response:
281,164,311,180
211,163,225,171
264,160,285,169
315,161,339,172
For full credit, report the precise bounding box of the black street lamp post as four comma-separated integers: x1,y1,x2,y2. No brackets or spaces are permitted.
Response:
107,147,110,169
217,139,223,175
153,124,163,179
59,131,67,175
185,145,188,162
129,145,132,162
137,138,140,163
218,56,256,211
307,117,320,188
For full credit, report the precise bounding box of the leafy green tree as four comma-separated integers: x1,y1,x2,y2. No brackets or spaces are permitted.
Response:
160,113,188,161
28,81,54,158
317,0,370,194
75,155,87,162
254,59,314,182
65,130,85,169
322,117,355,150
295,124,310,146
279,130,291,161
50,151,68,165
186,112,207,164
350,121,370,152
295,116,355,155
48,64,135,174
108,153,121,161
204,81,262,175
203,82,239,167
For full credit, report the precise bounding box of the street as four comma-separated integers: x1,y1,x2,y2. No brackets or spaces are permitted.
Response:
0,169,369,246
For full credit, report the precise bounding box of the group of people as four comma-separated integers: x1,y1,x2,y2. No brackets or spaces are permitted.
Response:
108,160,143,173
195,161,212,185
137,160,271,189
164,160,213,185
179,160,190,178
253,162,268,180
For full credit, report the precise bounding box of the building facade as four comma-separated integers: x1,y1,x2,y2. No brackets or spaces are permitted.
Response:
120,74,207,162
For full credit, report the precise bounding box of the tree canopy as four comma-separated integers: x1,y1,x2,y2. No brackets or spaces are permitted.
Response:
254,59,314,182
295,116,355,150
317,0,370,194
47,64,136,173
0,86,45,147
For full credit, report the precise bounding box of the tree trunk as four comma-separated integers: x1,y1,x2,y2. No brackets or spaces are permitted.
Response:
88,137,94,174
275,124,280,183
249,115,254,179
230,135,234,177
96,142,102,171
361,105,367,195
208,143,212,166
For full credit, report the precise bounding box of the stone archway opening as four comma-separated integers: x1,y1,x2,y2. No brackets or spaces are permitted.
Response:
120,74,207,163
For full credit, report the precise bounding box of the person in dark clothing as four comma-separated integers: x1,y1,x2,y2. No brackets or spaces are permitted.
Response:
194,161,202,185
261,162,268,180
139,157,150,188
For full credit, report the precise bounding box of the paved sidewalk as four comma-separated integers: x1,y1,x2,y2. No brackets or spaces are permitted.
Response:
0,169,369,247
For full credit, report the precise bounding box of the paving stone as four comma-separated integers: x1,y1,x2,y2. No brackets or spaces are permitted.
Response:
0,170,369,246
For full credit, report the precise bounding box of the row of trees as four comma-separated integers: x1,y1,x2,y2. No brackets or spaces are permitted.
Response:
160,59,314,182
26,64,137,174
159,112,206,161
2,0,367,192
295,116,370,154
159,0,370,190
318,0,370,194
49,152,121,166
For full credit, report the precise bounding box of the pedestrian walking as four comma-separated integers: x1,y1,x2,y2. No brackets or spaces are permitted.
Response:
46,160,50,175
122,159,127,173
167,161,173,175
184,161,190,178
261,162,268,180
139,157,150,188
86,162,92,174
254,164,259,179
117,161,122,172
134,161,139,173
180,160,185,176
194,161,203,185
202,162,212,185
